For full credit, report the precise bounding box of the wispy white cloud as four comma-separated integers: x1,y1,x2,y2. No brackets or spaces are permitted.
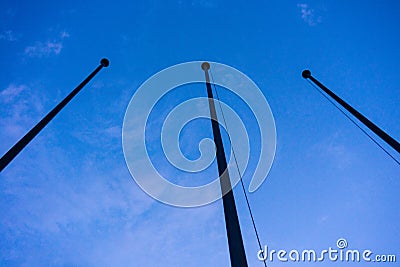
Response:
0,84,27,103
24,31,70,58
24,41,63,57
0,30,19,41
309,131,354,169
297,3,321,26
0,83,46,145
60,30,70,39
191,0,218,8
0,119,230,265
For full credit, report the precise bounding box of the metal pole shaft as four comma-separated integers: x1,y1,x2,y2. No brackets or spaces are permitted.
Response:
0,58,110,172
201,62,248,267
302,70,400,154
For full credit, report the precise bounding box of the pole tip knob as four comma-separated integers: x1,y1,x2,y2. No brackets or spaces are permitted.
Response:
302,70,311,79
201,62,210,71
100,58,110,67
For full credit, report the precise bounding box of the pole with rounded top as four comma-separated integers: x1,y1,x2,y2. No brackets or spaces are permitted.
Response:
0,58,110,172
202,62,249,267
302,70,400,154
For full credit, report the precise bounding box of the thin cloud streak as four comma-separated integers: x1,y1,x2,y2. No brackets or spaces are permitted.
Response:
0,83,47,152
24,41,63,57
0,30,19,41
24,31,70,58
0,84,27,103
297,3,321,26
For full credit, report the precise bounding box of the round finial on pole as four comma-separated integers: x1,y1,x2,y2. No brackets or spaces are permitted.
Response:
201,62,210,71
302,69,311,79
101,58,110,67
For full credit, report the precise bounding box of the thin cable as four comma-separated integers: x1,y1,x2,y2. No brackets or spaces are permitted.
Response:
210,70,268,267
306,79,400,165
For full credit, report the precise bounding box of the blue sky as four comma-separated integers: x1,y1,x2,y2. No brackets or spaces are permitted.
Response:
1,0,399,266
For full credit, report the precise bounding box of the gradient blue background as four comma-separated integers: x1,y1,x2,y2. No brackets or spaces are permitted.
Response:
1,0,399,266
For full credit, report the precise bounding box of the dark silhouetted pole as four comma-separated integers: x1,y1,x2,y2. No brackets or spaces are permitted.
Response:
302,69,400,154
201,62,248,267
0,58,110,172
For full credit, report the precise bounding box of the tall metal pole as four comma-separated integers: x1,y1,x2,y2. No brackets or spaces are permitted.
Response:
0,58,110,172
302,70,400,154
201,62,248,267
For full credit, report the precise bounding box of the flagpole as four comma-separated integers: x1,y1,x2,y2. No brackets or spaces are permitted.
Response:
0,58,110,172
302,70,400,154
202,62,248,267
